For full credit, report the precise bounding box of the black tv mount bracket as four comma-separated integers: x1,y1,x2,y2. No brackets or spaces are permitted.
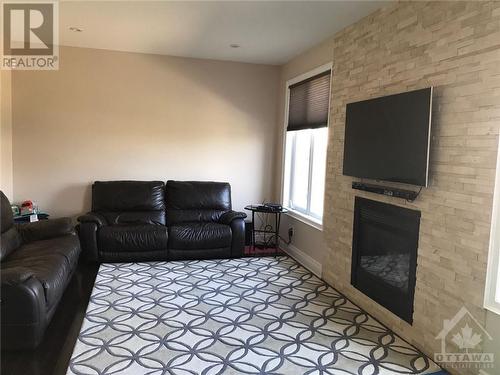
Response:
352,181,421,202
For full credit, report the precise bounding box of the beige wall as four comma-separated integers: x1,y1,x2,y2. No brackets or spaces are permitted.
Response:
1,70,13,201
323,2,500,374
11,46,280,217
275,36,334,268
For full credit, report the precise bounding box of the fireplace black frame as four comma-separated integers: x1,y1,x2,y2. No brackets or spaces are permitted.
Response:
351,197,420,324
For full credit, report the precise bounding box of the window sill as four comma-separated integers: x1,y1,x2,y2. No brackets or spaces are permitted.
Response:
484,301,500,316
285,209,323,231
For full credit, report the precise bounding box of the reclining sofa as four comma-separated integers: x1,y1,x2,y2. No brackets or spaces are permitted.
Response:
77,180,247,262
0,191,81,349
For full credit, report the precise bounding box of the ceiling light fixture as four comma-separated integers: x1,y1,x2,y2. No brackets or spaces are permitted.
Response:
69,27,83,32
229,44,240,49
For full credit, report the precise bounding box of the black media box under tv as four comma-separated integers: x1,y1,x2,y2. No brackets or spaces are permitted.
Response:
352,181,420,201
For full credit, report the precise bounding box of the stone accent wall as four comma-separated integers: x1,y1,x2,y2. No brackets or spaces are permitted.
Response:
323,2,500,374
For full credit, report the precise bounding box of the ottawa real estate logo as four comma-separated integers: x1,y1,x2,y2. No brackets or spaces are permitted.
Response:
1,1,59,70
435,307,494,371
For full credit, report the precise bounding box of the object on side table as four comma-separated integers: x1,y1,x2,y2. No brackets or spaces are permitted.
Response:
0,191,81,349
263,202,283,211
11,205,19,216
20,200,38,215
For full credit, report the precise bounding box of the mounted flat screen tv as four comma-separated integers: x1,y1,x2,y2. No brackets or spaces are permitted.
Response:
343,87,433,187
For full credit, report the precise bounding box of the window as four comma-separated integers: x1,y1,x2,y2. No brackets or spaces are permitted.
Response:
485,140,500,315
282,65,331,226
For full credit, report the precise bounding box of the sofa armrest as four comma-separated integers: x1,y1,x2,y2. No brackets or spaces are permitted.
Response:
1,267,47,349
219,210,247,225
229,218,245,258
76,222,100,262
78,212,107,227
16,218,74,243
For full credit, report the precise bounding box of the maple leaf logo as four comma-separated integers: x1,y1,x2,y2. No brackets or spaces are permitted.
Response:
451,324,482,351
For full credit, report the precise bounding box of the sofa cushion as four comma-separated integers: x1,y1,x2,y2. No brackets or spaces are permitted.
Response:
100,211,166,226
17,218,74,243
1,191,14,234
166,181,231,225
1,227,22,262
98,224,168,252
8,235,80,269
0,191,21,261
2,253,71,309
167,209,227,225
169,222,231,250
93,181,166,212
93,181,167,225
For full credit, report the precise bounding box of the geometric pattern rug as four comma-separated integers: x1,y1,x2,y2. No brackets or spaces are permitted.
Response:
67,256,442,375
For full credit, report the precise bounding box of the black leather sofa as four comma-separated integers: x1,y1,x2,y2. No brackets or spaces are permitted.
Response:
77,180,247,262
0,191,81,349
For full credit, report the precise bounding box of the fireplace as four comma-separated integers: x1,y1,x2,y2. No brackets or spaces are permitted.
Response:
351,197,420,324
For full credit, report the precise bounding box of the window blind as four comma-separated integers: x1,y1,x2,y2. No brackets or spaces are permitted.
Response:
287,70,331,132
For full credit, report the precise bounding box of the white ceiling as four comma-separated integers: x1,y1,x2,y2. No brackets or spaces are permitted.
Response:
59,1,388,65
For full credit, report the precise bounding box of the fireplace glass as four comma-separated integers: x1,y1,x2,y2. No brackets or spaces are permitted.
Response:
351,196,421,324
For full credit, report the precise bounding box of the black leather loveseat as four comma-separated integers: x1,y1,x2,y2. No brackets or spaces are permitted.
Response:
77,180,246,262
0,191,81,349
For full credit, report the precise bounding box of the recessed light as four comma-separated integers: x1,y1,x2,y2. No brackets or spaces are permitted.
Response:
229,44,240,49
69,27,83,32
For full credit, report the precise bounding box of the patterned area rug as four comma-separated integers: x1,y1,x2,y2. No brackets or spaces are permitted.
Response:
68,256,441,375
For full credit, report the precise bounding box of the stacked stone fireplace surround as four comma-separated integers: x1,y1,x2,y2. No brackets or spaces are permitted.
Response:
322,2,500,374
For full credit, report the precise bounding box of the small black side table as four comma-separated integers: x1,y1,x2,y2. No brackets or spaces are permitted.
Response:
13,212,49,223
244,205,288,256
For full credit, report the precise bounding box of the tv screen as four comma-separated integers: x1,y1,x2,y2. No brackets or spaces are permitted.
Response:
343,87,432,187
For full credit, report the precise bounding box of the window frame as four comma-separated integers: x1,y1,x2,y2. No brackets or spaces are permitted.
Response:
280,62,333,230
485,139,500,315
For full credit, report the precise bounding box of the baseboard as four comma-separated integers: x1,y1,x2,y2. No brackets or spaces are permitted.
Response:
283,244,322,278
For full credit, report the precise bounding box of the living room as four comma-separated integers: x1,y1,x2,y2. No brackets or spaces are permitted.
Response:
1,1,499,375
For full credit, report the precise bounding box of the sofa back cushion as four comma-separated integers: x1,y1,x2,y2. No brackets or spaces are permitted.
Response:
166,181,231,225
1,191,22,261
1,191,14,234
92,181,166,225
